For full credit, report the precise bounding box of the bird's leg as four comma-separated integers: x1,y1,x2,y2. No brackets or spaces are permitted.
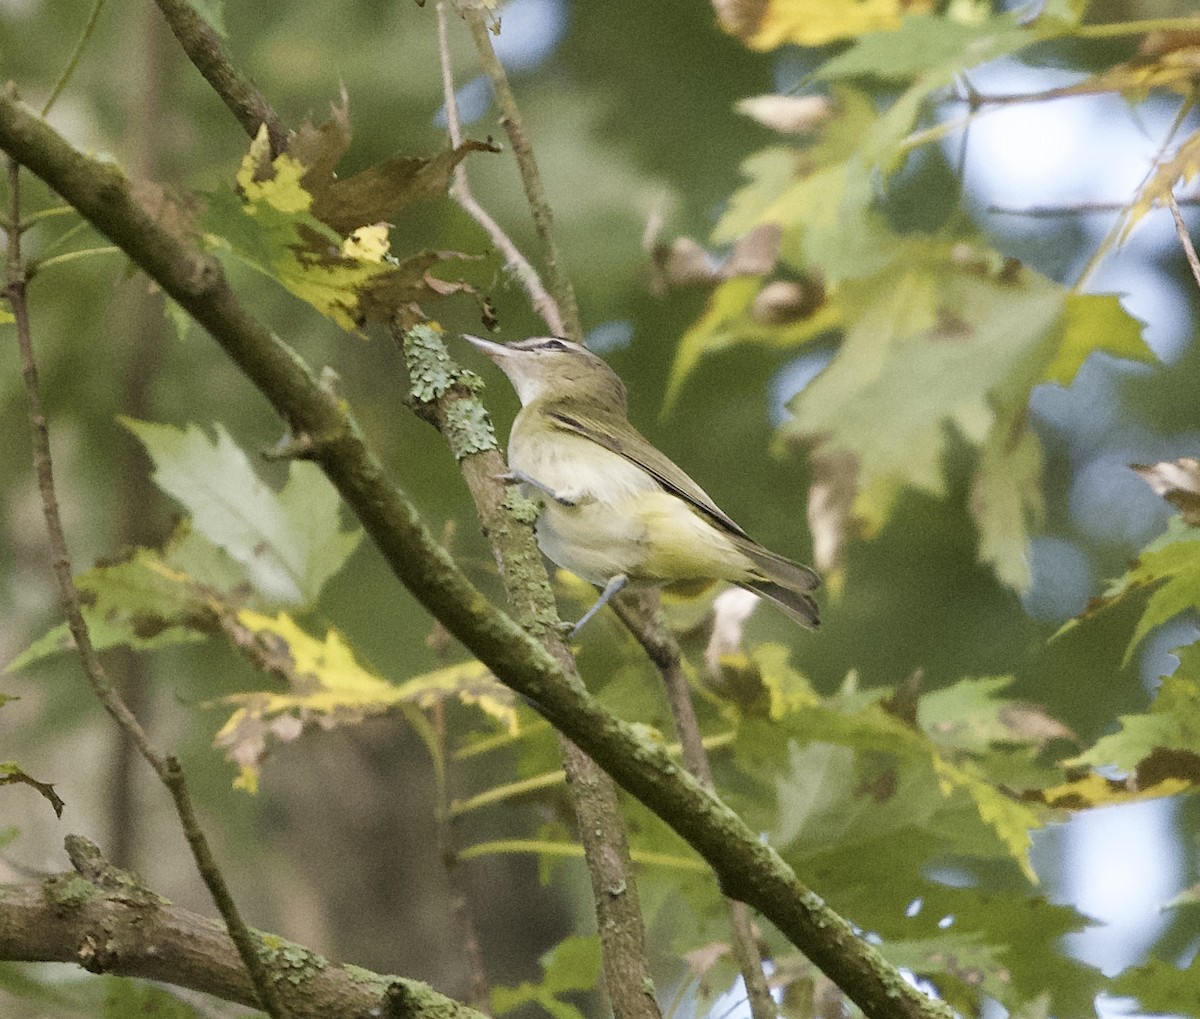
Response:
499,468,582,507
568,574,628,637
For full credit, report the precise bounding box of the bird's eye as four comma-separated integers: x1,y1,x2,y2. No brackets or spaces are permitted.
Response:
541,339,570,351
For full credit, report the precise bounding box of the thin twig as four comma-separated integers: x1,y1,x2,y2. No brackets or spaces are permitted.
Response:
1168,195,1200,292
1074,95,1195,290
988,196,1200,217
431,698,492,1013
41,0,109,116
612,592,778,1019
436,2,564,336
2,156,288,1019
460,5,582,342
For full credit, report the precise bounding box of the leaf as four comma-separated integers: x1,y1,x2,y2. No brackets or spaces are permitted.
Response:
1064,643,1200,789
492,935,599,1019
203,111,489,331
721,0,937,50
1078,516,1200,660
746,647,1050,878
214,611,516,790
1111,955,1200,1018
1124,127,1200,235
5,536,222,671
918,676,1074,755
811,12,1045,84
1133,457,1200,526
0,761,64,817
781,256,1153,591
122,419,360,607
970,420,1045,591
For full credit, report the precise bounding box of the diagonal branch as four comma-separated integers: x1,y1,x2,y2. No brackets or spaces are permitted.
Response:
0,92,950,1019
150,0,286,155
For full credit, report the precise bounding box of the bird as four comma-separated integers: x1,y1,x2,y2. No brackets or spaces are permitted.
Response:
464,334,820,636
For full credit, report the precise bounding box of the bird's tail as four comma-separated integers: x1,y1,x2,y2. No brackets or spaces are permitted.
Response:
736,540,820,629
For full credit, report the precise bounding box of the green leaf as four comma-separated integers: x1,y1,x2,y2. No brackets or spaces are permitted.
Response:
1067,643,1200,790
812,13,1050,85
781,256,1150,589
1111,955,1200,1018
492,936,599,1019
1046,294,1154,384
121,419,360,607
5,541,215,671
918,676,1073,755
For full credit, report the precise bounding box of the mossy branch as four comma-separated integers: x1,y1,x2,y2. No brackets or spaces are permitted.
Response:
0,836,487,1019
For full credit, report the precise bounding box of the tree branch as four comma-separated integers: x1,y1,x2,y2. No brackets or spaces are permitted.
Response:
435,2,565,336
614,592,777,1019
1168,194,1200,292
150,0,287,155
0,92,950,1019
0,837,488,1019
458,3,582,342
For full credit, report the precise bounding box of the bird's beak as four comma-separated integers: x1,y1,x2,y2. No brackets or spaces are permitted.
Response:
462,334,511,362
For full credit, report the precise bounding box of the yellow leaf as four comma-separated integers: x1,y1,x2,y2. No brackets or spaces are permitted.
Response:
213,610,517,788
1035,772,1192,809
236,125,313,215
735,0,936,50
342,223,392,262
933,757,1038,882
1125,128,1200,235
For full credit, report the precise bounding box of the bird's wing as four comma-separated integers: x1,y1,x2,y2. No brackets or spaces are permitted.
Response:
545,410,750,538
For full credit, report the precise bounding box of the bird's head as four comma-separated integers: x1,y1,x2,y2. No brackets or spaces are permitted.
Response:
463,335,627,412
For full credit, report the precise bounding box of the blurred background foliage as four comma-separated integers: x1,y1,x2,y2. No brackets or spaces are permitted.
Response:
2,0,1200,1016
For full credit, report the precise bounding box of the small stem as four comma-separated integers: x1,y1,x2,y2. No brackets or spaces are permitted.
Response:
436,2,565,336
431,699,492,1013
33,245,119,273
612,593,777,1019
3,156,289,1019
42,0,110,117
1167,195,1200,292
1075,15,1200,38
462,6,582,342
1074,95,1195,290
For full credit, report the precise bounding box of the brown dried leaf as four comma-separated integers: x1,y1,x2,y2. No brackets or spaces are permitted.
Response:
311,140,498,235
735,94,833,134
724,222,781,277
1132,457,1200,525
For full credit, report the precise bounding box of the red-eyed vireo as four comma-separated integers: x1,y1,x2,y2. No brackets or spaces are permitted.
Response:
464,335,820,635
